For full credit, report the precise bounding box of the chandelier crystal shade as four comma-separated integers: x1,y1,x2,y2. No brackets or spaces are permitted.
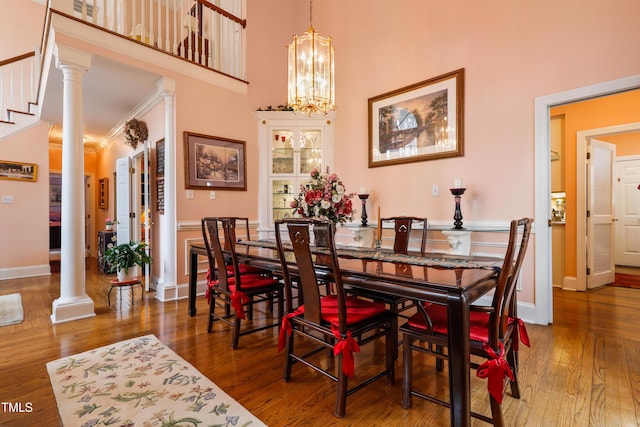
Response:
287,4,335,114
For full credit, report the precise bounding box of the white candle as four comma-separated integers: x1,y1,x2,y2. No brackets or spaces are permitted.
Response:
359,186,368,195
454,178,463,188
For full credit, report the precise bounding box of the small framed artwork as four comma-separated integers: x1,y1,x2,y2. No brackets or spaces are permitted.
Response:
156,138,165,177
98,177,108,209
0,160,38,182
184,132,247,190
368,68,465,168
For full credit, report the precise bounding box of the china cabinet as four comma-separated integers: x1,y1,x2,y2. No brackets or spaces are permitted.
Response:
256,111,336,238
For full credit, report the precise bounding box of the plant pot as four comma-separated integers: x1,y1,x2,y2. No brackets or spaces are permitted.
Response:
105,224,114,231
117,267,137,282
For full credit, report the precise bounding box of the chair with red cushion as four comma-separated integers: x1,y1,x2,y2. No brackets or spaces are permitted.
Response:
202,217,283,349
275,218,395,418
349,216,428,358
400,217,532,426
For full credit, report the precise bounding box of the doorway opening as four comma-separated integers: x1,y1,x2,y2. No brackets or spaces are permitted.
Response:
534,74,640,325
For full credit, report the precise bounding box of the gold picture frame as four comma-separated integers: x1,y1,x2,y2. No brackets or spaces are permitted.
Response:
98,177,108,209
0,160,38,182
368,68,465,168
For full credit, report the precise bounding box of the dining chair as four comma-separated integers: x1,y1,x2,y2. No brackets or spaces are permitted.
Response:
400,217,533,426
201,217,283,349
350,216,428,358
274,218,395,418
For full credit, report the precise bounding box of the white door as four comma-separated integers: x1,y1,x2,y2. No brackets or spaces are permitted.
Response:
587,138,616,289
615,157,640,267
116,157,131,245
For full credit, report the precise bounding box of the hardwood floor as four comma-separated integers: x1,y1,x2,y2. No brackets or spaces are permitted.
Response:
2,260,640,426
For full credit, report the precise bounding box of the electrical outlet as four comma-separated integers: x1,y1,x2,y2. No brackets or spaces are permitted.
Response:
209,191,216,200
431,185,439,196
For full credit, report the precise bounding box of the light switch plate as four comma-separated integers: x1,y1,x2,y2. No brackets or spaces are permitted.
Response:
186,190,194,199
2,195,14,204
431,185,439,196
209,191,216,200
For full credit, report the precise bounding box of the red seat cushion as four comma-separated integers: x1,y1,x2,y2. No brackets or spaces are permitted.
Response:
317,295,387,327
214,274,279,292
407,303,490,343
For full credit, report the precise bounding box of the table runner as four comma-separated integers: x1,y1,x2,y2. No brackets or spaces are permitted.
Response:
238,240,501,271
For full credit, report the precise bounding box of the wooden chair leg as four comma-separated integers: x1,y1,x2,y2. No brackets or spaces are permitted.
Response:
231,315,241,349
283,333,294,381
335,355,348,418
489,395,505,427
507,346,521,399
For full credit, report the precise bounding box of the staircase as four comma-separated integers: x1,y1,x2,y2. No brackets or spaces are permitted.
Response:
0,51,41,140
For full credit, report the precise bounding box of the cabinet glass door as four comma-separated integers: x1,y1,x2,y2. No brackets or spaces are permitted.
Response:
299,129,323,174
272,129,294,174
272,179,296,221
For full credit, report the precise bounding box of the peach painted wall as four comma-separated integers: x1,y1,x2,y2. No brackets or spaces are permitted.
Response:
0,0,43,59
551,90,640,278
0,123,51,272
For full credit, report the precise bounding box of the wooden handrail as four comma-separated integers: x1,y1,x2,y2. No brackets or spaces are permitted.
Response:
199,0,246,28
0,51,35,68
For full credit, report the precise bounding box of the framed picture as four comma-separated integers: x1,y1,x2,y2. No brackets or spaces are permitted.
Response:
0,160,38,182
368,68,464,168
98,177,108,209
184,132,247,190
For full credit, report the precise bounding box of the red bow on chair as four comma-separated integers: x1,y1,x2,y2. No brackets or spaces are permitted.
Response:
332,326,360,378
231,291,249,319
508,317,530,350
277,310,303,352
476,342,514,404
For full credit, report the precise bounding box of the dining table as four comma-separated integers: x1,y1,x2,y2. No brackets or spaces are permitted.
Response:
188,240,502,427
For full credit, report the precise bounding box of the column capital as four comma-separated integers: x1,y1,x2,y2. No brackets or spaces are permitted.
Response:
55,43,92,71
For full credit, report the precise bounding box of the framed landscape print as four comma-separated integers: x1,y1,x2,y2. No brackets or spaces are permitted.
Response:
0,160,38,182
184,132,247,190
368,68,465,168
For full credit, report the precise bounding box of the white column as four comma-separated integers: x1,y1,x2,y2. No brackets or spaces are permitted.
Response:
51,45,95,324
155,78,178,301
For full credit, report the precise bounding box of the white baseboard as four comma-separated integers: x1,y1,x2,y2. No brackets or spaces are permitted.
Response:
0,264,51,280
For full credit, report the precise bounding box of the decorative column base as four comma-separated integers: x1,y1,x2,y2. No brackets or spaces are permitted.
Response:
50,296,95,324
442,230,472,256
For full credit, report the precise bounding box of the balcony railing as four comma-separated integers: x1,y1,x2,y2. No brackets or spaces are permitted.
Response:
50,0,246,81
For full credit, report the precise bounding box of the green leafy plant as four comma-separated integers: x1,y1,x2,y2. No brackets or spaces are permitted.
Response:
103,241,151,273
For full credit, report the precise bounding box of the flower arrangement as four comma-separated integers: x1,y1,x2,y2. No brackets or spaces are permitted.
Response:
105,217,116,226
291,167,355,224
123,118,148,149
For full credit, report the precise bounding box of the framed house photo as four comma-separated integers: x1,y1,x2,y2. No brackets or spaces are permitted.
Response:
0,160,38,182
368,68,464,168
184,132,247,190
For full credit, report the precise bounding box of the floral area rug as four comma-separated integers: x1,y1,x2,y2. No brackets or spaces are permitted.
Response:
46,334,266,427
0,293,24,326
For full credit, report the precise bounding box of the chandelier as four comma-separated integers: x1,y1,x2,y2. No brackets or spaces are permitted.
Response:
287,0,335,114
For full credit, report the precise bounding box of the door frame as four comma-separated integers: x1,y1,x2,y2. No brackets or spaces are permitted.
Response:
534,74,640,325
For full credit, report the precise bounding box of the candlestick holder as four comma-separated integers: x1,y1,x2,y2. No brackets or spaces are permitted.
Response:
450,188,466,229
358,194,370,226
374,239,382,251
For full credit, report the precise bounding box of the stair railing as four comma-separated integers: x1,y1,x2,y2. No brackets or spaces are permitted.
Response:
0,51,40,123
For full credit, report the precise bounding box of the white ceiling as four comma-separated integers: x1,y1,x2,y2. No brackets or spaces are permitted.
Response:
41,54,161,149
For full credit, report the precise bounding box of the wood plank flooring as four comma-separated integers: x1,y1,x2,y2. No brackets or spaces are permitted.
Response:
1,260,640,426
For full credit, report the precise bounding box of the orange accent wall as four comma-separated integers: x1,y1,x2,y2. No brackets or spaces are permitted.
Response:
551,90,640,278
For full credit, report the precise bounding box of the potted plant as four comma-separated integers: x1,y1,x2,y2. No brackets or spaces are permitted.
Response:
105,217,116,231
103,241,151,281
